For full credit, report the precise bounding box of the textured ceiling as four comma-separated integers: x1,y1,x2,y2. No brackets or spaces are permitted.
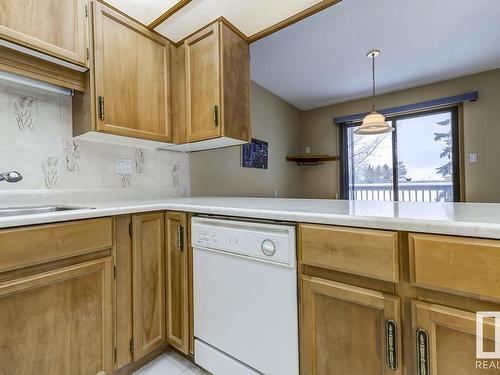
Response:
250,0,500,110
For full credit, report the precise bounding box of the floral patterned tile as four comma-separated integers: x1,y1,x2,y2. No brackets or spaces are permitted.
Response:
0,75,190,197
12,94,37,131
135,148,146,174
41,157,59,189
64,139,81,172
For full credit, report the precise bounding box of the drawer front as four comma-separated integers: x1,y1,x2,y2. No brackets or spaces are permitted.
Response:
409,233,500,300
0,218,113,273
299,224,399,282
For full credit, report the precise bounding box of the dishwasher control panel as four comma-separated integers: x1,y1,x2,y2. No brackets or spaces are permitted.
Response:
191,217,296,266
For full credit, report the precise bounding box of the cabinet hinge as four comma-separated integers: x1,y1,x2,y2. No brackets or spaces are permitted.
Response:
213,105,219,127
177,225,185,251
85,3,88,17
128,222,133,237
130,338,135,353
98,96,105,121
114,348,117,363
86,47,90,60
113,265,116,279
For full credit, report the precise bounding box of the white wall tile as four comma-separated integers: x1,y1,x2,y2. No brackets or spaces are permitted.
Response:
0,76,189,202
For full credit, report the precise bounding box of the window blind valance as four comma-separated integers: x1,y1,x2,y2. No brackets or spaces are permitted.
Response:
333,91,478,125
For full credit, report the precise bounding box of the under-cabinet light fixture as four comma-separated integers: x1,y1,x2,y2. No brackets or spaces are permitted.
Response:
0,70,73,96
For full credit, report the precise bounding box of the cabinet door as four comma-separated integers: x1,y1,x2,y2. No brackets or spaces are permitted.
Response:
132,213,166,361
115,215,133,369
0,258,113,374
185,23,221,142
165,211,190,354
301,276,402,375
0,0,89,66
413,300,499,374
93,2,171,143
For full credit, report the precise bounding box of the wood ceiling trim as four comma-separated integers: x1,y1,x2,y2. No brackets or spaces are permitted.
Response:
172,16,248,46
148,0,192,30
248,0,342,43
99,0,175,43
148,0,343,45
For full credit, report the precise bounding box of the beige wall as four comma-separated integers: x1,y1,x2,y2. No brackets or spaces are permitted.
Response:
189,82,303,197
300,68,500,202
190,69,500,202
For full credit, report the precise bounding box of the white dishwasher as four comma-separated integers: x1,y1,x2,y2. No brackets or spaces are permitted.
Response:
192,216,299,375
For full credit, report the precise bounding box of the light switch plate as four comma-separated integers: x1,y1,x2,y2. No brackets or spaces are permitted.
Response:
469,153,478,163
116,159,133,175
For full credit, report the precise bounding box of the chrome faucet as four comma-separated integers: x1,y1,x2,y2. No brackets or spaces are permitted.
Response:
0,171,23,183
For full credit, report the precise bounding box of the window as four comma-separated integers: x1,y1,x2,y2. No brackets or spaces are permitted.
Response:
340,107,460,202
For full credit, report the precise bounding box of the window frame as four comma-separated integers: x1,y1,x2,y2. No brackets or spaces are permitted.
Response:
339,106,461,202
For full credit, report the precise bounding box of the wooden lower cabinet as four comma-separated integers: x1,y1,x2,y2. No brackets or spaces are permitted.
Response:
165,211,190,354
116,211,193,372
131,212,166,361
300,275,402,375
413,300,499,375
0,257,113,374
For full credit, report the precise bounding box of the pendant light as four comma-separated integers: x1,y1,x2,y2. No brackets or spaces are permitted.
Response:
355,49,394,135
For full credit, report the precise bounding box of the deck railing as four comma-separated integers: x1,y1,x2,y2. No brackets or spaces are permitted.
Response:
350,182,453,202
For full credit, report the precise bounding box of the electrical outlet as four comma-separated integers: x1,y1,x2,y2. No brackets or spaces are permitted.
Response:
469,153,478,163
116,159,132,175
305,146,311,154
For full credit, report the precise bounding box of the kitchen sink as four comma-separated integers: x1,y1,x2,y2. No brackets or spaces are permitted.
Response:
0,206,94,217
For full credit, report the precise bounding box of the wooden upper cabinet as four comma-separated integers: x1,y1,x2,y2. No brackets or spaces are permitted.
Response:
0,0,89,66
181,21,250,145
165,211,190,354
132,212,166,361
92,1,171,143
185,24,221,142
413,300,499,374
301,276,402,375
0,258,113,374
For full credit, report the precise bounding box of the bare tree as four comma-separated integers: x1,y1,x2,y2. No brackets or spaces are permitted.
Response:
347,128,391,182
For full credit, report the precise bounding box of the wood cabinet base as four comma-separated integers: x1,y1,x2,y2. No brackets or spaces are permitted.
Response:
300,275,402,375
0,258,113,374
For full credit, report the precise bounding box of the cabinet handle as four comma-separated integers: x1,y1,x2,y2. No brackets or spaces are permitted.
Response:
98,96,105,121
213,105,219,127
177,225,184,251
386,320,398,370
416,329,430,375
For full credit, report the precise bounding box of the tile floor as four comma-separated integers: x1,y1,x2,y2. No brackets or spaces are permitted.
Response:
133,351,211,375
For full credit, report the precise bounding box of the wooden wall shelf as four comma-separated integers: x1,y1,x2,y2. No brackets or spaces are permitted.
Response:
286,154,339,166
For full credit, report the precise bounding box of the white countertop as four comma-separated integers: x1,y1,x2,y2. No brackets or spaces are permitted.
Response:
2,197,500,239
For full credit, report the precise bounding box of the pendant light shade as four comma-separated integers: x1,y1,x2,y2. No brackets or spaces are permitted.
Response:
356,111,393,135
355,50,394,135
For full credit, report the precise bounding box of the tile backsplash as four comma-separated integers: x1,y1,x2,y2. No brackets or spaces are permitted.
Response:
0,77,189,205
